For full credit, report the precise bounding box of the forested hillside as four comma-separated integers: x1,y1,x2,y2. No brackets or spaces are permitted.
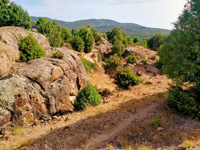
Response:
31,16,170,40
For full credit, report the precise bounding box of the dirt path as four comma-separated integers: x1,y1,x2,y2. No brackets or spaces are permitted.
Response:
84,103,160,149
22,98,164,150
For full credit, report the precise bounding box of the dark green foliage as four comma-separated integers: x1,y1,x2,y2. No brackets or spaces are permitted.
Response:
91,28,103,45
141,58,147,64
98,52,102,62
36,17,47,26
79,27,94,53
115,67,142,89
19,33,45,62
74,83,102,111
0,1,31,29
107,27,127,45
70,36,85,52
102,33,108,40
111,40,125,57
52,50,65,59
31,21,36,26
155,61,163,70
127,37,133,45
147,33,164,51
103,54,122,74
61,26,71,42
80,57,97,73
127,55,137,64
37,19,71,48
159,0,200,119
133,36,140,43
72,29,79,36
134,40,147,47
166,86,200,119
151,115,161,128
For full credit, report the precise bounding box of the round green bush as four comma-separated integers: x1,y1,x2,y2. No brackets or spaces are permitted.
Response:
74,83,102,111
166,86,200,119
111,40,125,57
115,67,142,89
70,36,85,52
127,55,137,64
19,33,45,62
103,54,122,74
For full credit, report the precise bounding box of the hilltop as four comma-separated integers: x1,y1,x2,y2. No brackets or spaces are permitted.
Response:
31,16,170,40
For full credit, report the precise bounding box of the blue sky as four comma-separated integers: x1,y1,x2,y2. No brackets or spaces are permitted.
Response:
12,0,186,29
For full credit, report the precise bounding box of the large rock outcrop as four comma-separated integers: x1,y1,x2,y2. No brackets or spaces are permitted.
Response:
0,27,51,77
0,27,88,127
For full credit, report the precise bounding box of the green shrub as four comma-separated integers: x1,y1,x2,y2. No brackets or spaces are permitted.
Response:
127,37,133,45
151,115,161,128
134,40,147,47
80,57,97,73
91,28,103,45
74,83,102,111
68,45,73,50
79,27,94,53
103,54,122,74
127,55,137,64
147,33,164,51
133,36,140,43
0,1,31,29
98,52,102,62
111,40,125,57
156,93,164,98
102,33,108,40
19,33,45,62
70,36,85,52
141,58,147,64
151,55,157,60
166,86,200,119
52,50,65,59
155,61,163,69
115,67,142,89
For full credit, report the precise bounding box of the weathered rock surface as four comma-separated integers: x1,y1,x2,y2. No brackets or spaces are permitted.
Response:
0,27,88,127
0,27,50,77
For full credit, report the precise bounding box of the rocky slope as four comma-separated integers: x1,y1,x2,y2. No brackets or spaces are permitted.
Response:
0,27,88,127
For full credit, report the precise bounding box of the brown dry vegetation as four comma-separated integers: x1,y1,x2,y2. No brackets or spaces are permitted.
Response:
1,46,200,150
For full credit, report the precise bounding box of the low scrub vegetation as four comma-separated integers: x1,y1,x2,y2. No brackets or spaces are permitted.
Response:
111,40,125,57
74,83,102,111
127,55,137,64
103,54,122,74
52,50,65,59
19,33,45,62
70,36,84,52
98,52,102,62
151,115,161,128
147,33,164,51
141,58,147,64
115,67,142,89
80,57,97,73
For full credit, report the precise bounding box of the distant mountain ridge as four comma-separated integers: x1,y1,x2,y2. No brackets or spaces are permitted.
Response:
31,16,170,40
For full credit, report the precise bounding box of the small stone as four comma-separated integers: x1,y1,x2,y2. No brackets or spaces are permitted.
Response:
137,71,144,76
152,72,157,76
157,127,165,132
130,109,136,113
